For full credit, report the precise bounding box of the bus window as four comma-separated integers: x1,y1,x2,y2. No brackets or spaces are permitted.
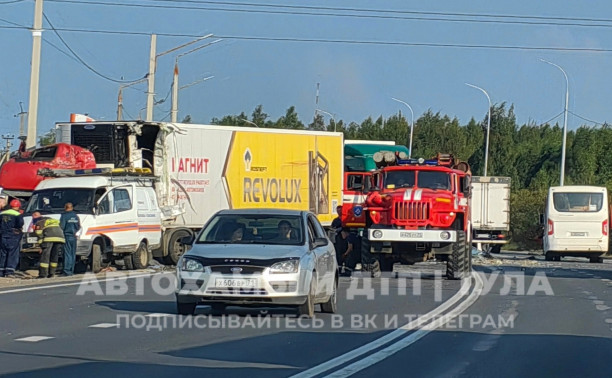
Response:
553,192,603,212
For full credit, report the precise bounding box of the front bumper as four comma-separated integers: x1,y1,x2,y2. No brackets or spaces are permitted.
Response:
175,270,308,306
368,228,457,242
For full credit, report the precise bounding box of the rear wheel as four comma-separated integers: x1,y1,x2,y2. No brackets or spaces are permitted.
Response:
320,278,337,313
589,255,603,263
132,242,149,269
164,230,191,266
490,245,502,254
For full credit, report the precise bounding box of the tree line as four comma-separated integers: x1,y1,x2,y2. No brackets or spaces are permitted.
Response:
211,104,612,250
36,104,608,249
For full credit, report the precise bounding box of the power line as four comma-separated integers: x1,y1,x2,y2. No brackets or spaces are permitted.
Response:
568,110,605,126
4,24,612,53
43,13,147,84
0,0,27,5
541,111,564,125
44,0,612,29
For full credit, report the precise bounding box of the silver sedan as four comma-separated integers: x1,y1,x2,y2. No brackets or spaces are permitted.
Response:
175,209,338,317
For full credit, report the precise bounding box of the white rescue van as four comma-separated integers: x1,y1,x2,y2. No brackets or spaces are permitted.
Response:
21,175,162,272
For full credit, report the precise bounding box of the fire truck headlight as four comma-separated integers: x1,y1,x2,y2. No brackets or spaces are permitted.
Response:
373,230,383,239
440,231,451,240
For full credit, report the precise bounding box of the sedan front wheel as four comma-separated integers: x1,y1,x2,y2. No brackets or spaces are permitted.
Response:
297,277,315,318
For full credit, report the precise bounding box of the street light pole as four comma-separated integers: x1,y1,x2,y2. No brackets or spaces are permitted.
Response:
540,58,569,186
316,109,336,132
465,83,492,177
391,97,414,158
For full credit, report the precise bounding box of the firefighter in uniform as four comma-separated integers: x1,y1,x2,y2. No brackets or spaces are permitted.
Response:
32,211,66,278
0,199,24,277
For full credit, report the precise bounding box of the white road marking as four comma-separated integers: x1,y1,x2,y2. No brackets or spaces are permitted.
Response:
0,272,170,295
593,300,604,305
326,272,484,377
596,305,611,311
604,318,612,324
89,323,118,328
146,313,173,318
15,336,54,342
291,273,477,378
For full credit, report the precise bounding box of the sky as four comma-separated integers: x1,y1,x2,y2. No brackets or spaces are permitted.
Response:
2,0,612,144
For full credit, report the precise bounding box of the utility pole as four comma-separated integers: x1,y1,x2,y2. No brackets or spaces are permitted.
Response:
171,61,179,122
117,87,123,120
26,0,44,148
0,134,15,166
314,82,320,120
146,34,157,122
14,102,27,138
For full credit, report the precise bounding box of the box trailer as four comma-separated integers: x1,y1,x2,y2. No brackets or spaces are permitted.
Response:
471,176,511,253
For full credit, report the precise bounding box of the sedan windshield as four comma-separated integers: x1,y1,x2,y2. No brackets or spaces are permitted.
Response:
197,214,304,245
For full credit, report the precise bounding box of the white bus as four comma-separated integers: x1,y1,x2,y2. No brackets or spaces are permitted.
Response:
543,185,609,263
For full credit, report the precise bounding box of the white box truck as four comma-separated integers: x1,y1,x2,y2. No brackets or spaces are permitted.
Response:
21,121,344,271
471,176,511,253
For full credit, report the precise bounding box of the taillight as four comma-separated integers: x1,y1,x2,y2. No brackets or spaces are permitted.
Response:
603,219,608,236
547,219,554,236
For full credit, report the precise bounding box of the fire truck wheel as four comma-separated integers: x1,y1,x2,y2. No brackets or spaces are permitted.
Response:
446,231,468,280
378,255,394,272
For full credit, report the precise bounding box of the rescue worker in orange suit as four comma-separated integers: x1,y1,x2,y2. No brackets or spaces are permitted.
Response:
0,199,24,277
32,211,66,278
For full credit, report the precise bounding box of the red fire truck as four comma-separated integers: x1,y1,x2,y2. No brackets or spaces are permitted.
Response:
362,152,472,279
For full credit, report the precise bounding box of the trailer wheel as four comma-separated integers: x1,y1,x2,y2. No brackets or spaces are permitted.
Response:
164,230,191,266
132,242,149,270
446,231,468,280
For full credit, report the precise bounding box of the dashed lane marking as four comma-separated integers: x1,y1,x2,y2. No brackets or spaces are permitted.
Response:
89,323,118,328
15,336,54,342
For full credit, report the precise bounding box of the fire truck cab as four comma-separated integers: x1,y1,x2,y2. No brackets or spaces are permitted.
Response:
363,152,472,279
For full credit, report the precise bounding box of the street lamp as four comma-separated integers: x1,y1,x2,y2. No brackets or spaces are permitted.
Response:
240,118,259,128
540,58,569,186
316,109,336,132
465,83,492,177
391,97,414,158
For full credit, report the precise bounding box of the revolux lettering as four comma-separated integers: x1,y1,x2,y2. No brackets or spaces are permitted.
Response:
243,178,302,203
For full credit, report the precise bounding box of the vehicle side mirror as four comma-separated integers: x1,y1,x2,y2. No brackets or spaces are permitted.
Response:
180,235,195,246
539,213,545,225
313,237,328,248
93,205,99,216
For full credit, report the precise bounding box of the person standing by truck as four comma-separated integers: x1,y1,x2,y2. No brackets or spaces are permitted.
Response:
32,211,66,278
60,202,81,276
0,199,24,277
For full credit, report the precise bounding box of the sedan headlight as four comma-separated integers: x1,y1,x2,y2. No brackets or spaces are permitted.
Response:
270,259,299,274
181,257,205,272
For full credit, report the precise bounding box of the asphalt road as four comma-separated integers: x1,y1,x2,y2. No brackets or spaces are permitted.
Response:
0,253,610,377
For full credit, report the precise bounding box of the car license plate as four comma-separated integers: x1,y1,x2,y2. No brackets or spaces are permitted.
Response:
571,232,586,237
215,278,257,288
27,237,38,244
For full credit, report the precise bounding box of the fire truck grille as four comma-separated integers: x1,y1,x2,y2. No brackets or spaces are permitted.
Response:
394,202,430,221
